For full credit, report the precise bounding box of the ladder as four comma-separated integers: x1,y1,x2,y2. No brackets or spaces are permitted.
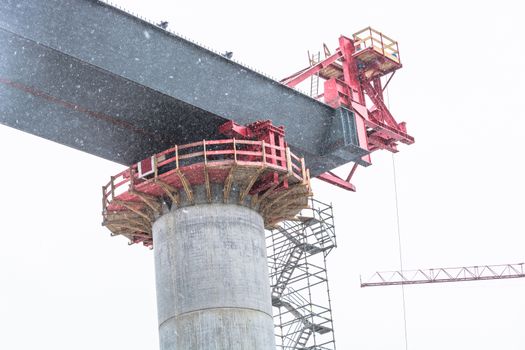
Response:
309,51,320,98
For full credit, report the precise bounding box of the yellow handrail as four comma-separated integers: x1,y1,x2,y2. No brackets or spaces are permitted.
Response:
353,27,400,63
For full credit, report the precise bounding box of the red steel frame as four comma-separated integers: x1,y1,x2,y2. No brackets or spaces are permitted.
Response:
281,27,414,191
219,120,289,192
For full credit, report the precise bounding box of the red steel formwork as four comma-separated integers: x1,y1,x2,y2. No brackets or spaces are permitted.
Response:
102,121,312,247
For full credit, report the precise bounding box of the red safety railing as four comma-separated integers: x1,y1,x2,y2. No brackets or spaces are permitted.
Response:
102,138,308,214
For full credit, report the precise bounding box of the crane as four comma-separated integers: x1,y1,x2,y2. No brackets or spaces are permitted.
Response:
360,262,525,287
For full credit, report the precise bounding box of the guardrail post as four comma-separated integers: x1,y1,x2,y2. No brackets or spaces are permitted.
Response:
203,140,207,165
129,167,134,190
300,158,306,183
285,147,293,175
306,169,311,190
154,155,158,179
175,145,179,169
110,176,115,199
102,185,107,213
233,138,237,162
261,140,266,164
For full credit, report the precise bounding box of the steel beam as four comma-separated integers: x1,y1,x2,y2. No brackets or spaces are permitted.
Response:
0,0,368,175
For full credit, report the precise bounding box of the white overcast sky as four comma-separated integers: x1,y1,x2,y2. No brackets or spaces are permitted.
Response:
1,0,524,349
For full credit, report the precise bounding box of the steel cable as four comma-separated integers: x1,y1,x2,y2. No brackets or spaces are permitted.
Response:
387,86,409,350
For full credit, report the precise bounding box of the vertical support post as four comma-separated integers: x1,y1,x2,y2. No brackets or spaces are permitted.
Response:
268,132,276,166
102,186,107,213
233,138,237,162
110,176,115,199
285,147,293,176
300,158,306,184
380,32,385,55
339,35,365,106
154,155,158,179
261,140,266,164
278,133,286,168
203,140,212,203
306,169,311,191
129,167,134,190
203,140,207,165
175,145,179,169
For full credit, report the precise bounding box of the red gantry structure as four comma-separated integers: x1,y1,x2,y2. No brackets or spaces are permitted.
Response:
102,26,414,247
281,27,414,191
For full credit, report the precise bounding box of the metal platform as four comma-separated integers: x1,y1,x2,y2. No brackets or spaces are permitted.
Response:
102,137,312,246
0,0,368,176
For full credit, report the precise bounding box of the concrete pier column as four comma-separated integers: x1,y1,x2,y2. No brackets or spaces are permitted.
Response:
153,203,275,350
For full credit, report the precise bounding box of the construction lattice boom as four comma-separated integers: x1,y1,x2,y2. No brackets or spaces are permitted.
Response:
361,263,525,287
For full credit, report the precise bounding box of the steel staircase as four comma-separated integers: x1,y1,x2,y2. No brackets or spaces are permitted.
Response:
267,198,337,350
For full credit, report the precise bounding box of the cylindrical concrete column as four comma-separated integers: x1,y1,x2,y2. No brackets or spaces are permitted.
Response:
153,203,275,350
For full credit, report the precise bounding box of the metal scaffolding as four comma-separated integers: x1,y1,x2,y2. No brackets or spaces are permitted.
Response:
267,198,337,350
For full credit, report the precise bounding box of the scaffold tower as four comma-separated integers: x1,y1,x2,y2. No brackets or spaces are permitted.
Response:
267,198,337,350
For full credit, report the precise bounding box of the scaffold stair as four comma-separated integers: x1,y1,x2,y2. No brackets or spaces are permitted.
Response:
268,199,336,350
278,226,325,255
310,223,334,248
273,246,304,297
273,288,332,336
294,327,313,348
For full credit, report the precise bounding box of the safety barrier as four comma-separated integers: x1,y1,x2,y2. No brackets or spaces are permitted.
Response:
353,26,400,64
102,138,308,219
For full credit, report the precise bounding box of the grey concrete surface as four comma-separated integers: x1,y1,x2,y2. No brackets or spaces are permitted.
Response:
153,203,275,349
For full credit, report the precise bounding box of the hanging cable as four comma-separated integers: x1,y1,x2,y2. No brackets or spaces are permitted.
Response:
387,86,409,350
392,153,408,350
